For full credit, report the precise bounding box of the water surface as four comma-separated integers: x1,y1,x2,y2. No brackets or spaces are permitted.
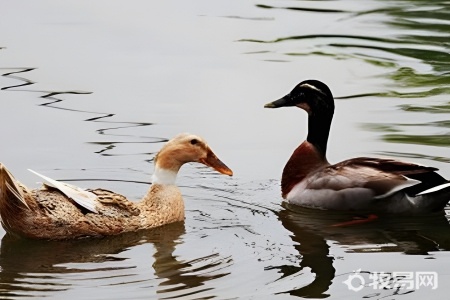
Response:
1,0,449,299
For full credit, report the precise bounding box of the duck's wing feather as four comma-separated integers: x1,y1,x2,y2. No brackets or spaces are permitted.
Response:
325,157,440,198
334,157,438,175
286,157,447,210
28,169,99,213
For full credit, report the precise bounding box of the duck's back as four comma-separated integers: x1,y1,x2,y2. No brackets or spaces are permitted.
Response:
285,157,450,213
6,188,142,239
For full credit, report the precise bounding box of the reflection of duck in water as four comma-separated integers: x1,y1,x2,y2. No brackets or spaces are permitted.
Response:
271,213,335,298
0,224,185,297
265,80,450,213
0,133,232,239
273,204,450,298
0,222,231,298
0,222,227,298
280,203,450,254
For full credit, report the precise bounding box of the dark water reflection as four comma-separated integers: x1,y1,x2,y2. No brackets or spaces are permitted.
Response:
272,204,450,298
0,223,232,299
1,202,449,299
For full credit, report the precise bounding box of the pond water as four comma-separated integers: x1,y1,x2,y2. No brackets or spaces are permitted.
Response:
1,0,449,299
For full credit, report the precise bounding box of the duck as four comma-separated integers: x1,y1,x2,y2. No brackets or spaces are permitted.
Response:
265,79,450,214
0,133,233,240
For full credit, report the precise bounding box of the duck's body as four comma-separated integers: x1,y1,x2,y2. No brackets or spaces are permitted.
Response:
265,80,450,213
0,133,232,239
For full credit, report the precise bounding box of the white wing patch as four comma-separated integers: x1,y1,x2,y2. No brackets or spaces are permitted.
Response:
28,169,99,213
417,182,450,196
373,177,420,199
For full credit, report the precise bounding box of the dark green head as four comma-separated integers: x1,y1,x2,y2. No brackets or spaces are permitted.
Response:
264,79,334,116
265,79,335,157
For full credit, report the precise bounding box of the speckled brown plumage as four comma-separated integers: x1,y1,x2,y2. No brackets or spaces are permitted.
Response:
0,181,183,240
0,133,232,240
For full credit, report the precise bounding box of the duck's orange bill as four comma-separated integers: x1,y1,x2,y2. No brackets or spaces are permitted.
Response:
200,150,233,176
331,214,378,227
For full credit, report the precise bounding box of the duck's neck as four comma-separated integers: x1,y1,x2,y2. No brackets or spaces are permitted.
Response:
151,166,178,185
141,165,179,207
306,111,333,157
140,165,184,221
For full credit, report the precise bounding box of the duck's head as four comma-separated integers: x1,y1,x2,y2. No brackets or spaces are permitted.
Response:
152,133,233,184
264,79,334,116
264,80,335,156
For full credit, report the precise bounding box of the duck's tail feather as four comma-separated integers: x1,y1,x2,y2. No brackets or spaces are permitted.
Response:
0,163,31,227
417,182,450,196
412,181,450,212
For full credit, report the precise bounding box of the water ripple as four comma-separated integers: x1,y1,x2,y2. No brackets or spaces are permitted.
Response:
1,68,36,90
255,4,347,14
0,223,236,299
1,64,160,158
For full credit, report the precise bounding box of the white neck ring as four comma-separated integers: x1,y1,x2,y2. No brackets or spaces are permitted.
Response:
151,167,177,185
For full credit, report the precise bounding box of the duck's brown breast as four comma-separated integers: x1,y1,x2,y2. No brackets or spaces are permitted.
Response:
281,141,329,198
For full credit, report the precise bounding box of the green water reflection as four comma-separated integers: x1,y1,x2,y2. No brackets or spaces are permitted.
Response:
248,0,449,150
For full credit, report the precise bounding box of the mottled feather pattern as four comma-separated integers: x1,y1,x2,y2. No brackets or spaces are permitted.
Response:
0,134,232,239
89,188,140,216
0,171,184,239
30,169,99,213
0,164,30,210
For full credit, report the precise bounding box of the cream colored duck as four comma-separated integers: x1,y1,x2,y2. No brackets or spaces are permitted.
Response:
0,133,232,239
265,80,450,213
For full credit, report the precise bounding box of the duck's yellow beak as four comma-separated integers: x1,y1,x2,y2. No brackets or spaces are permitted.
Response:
199,149,233,176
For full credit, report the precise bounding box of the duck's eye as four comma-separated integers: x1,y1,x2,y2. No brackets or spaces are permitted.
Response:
190,139,198,145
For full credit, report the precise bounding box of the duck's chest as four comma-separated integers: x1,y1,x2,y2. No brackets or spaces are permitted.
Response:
281,141,328,198
140,184,185,228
